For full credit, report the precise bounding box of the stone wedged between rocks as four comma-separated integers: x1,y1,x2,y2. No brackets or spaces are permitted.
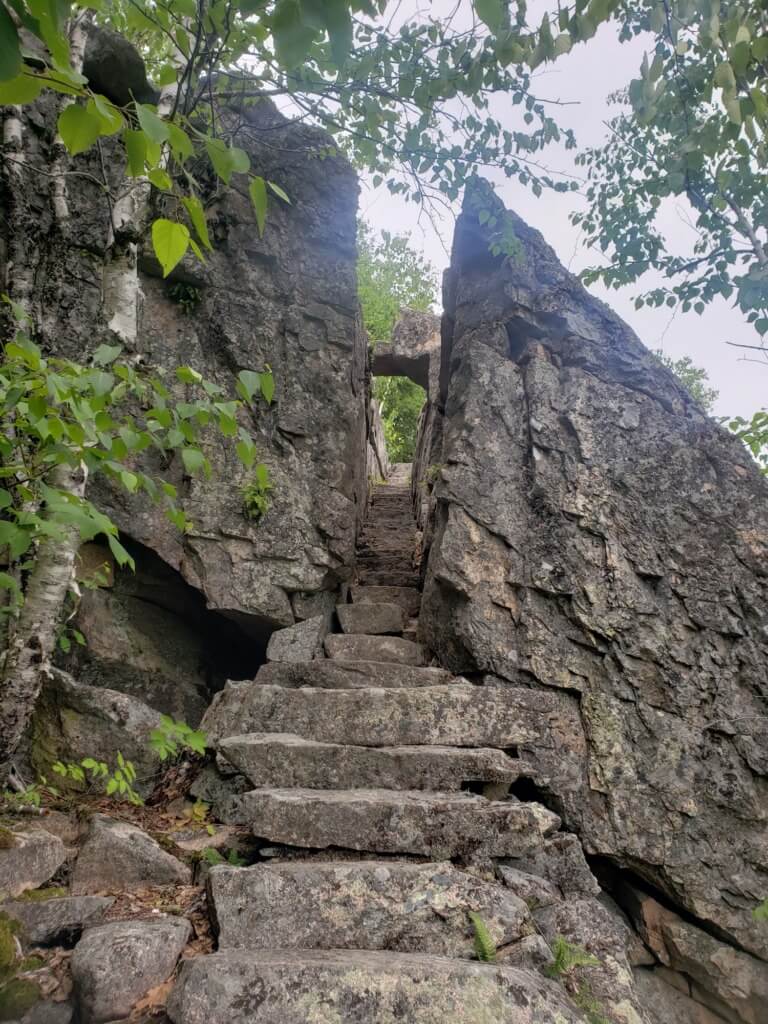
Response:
324,632,428,665
0,828,67,899
336,601,405,635
204,681,567,748
221,787,560,857
210,860,529,955
71,814,191,894
253,659,457,689
167,949,587,1024
218,733,526,791
350,584,421,616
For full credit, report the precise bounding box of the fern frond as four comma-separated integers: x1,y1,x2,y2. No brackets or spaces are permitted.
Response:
468,912,497,963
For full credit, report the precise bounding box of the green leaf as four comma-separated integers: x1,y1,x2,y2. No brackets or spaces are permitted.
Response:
148,168,172,190
123,129,146,176
268,181,291,203
474,0,503,32
182,196,213,251
0,2,22,81
107,534,135,569
260,369,275,404
249,176,268,235
176,365,203,384
151,218,190,277
136,103,170,144
88,94,123,135
181,447,208,475
0,72,42,103
237,369,261,401
205,137,249,184
272,0,316,67
58,103,101,156
168,121,193,160
155,63,178,86
92,343,122,366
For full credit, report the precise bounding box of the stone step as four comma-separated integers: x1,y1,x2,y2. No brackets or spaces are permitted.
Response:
355,571,421,588
350,585,421,616
203,682,553,748
325,634,427,665
254,660,456,690
336,601,404,636
222,788,560,857
210,860,528,955
168,949,584,1024
218,733,526,791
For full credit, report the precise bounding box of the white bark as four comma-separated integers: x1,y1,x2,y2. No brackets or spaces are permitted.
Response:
0,462,88,787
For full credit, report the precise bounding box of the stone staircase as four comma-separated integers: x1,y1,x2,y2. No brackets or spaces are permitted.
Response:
179,476,593,1022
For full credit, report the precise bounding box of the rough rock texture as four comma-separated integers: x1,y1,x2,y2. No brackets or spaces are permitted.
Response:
350,584,422,616
203,682,586,765
337,601,405,635
325,633,427,664
371,307,441,390
219,733,526,791
266,614,330,662
30,670,161,794
210,860,529,955
0,829,67,899
2,895,113,946
633,967,729,1024
253,658,456,689
71,815,191,894
71,917,190,1023
167,949,587,1024
418,182,768,962
221,787,559,857
6,82,372,754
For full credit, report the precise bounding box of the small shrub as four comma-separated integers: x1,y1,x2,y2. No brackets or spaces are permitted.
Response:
241,463,272,521
168,282,202,315
545,936,608,1024
149,716,208,762
52,752,142,806
19,888,66,902
753,898,768,922
468,912,497,963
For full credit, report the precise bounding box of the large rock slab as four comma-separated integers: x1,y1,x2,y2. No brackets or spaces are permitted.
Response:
167,949,586,1023
337,602,405,635
203,682,586,760
219,733,525,791
325,633,427,665
31,669,161,794
0,829,66,899
222,787,559,857
71,815,191,894
254,659,455,689
2,895,113,946
633,967,727,1024
266,614,329,662
10,88,369,641
350,585,421,616
71,917,190,1023
420,182,768,958
210,860,528,955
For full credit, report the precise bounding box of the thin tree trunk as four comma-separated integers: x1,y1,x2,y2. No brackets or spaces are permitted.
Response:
0,462,87,787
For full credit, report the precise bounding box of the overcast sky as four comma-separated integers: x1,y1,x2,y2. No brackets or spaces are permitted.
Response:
359,7,764,420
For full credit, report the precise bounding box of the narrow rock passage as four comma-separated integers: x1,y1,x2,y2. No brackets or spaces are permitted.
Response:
188,472,634,1022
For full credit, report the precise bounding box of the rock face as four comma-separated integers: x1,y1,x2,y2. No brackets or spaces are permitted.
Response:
418,182,768,962
371,307,440,390
8,78,373,763
210,860,528,956
0,829,67,899
71,917,190,1022
71,815,191,894
168,949,587,1024
2,895,113,946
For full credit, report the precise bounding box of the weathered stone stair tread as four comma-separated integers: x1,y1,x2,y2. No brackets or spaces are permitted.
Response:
325,633,427,665
210,859,528,954
254,660,457,689
218,733,526,791
168,949,585,1023
204,682,557,748
223,787,560,856
336,601,405,635
350,585,421,616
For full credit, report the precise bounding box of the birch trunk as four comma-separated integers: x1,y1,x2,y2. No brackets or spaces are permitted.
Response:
0,462,87,787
